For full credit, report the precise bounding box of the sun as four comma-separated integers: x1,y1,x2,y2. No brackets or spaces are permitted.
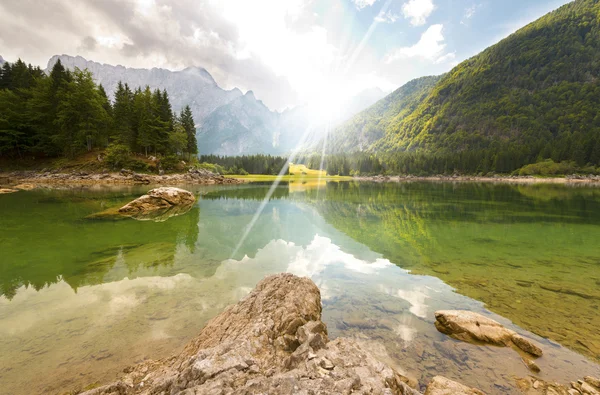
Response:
307,82,349,125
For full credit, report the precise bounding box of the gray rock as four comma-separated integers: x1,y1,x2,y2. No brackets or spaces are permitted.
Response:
80,274,428,395
585,377,600,390
118,187,195,222
424,376,485,395
434,310,543,357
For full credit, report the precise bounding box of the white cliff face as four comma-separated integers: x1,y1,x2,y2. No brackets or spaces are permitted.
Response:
46,55,243,122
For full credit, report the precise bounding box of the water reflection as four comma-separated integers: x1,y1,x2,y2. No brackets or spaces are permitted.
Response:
1,182,600,394
294,182,600,362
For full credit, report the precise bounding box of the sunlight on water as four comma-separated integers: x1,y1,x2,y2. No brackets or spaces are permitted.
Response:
0,182,599,394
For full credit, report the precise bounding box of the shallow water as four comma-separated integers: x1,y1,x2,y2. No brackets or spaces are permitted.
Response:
0,181,599,394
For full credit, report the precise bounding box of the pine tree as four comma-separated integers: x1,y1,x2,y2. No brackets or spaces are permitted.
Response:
135,86,164,156
590,137,600,166
180,105,197,159
113,82,136,148
55,69,110,156
0,62,12,90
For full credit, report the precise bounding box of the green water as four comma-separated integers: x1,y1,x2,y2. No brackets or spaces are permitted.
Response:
0,181,599,394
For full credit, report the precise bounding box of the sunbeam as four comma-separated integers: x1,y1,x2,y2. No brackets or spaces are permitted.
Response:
230,0,394,256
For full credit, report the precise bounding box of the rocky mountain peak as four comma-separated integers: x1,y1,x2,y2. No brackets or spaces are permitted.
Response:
182,66,217,86
45,54,243,122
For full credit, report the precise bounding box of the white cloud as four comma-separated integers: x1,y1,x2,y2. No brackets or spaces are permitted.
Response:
353,0,378,9
434,51,456,64
460,3,482,25
384,24,450,63
465,4,478,19
402,0,435,26
374,10,400,24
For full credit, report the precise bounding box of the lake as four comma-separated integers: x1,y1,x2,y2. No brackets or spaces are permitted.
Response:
0,181,599,394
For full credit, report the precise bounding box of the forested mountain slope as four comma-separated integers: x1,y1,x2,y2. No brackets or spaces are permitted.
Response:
323,75,441,153
328,0,600,172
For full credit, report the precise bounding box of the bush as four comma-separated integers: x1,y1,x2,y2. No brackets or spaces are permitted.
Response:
161,155,180,171
196,162,225,174
518,159,577,176
105,143,131,169
129,159,149,172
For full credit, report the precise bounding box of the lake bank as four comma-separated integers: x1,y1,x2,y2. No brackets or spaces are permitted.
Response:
354,174,600,184
4,170,600,188
0,169,244,187
223,173,600,185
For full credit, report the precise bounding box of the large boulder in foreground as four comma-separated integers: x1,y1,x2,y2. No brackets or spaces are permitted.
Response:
77,279,600,395
434,310,543,358
117,187,195,221
82,274,441,395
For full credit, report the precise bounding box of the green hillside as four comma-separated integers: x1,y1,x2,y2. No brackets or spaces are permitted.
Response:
324,75,441,152
328,0,600,173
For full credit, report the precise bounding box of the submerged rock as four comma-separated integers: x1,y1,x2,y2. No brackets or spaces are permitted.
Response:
515,375,600,394
424,376,485,395
13,183,37,190
117,187,195,221
81,274,485,395
434,310,543,358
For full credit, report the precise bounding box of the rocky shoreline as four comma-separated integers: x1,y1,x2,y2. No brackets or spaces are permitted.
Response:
79,274,599,395
355,174,600,185
0,168,244,187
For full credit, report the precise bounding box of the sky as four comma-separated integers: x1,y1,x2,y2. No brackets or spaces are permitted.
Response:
0,0,572,111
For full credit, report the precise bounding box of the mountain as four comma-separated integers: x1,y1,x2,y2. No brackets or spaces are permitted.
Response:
197,90,386,156
321,76,441,153
197,91,280,155
47,55,243,122
337,87,387,123
325,0,600,170
0,55,5,65
47,55,389,157
196,92,320,155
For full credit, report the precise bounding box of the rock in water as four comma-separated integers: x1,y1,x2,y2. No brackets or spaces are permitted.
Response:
0,188,18,194
81,274,434,395
424,376,485,395
118,187,195,222
434,310,543,358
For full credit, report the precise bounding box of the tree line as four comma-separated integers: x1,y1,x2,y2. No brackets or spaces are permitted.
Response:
199,148,600,177
0,58,197,161
199,154,288,175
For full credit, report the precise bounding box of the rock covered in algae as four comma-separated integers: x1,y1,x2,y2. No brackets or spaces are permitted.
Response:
434,310,543,357
81,274,492,395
